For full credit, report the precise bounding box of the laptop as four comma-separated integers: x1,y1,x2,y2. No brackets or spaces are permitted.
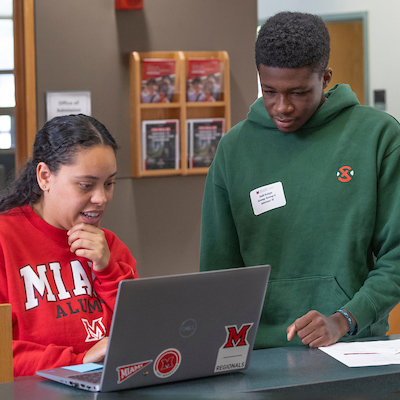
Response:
36,265,270,392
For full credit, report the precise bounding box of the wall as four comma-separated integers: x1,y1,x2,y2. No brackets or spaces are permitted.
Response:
257,0,400,121
34,0,258,277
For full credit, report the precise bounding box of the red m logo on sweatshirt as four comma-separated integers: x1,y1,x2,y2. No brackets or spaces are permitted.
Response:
81,317,106,342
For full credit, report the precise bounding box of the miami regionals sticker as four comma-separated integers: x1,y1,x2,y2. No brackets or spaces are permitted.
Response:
153,348,181,378
214,323,253,373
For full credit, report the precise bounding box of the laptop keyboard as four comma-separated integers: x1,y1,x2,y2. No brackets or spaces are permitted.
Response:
68,370,102,384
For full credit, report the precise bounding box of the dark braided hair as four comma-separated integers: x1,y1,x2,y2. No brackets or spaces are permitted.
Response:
255,11,330,75
0,114,117,213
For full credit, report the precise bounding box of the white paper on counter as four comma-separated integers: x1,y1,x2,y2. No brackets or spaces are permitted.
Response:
319,338,400,367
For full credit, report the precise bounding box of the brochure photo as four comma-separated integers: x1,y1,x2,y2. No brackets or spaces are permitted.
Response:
187,118,225,168
142,119,180,170
187,58,221,102
141,59,176,103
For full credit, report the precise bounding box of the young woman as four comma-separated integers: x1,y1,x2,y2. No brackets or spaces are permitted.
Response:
0,114,138,377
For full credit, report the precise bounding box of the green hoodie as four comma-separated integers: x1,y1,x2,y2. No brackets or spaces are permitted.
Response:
200,84,400,348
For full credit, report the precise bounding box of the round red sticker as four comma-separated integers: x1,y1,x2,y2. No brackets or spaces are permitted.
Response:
153,348,181,378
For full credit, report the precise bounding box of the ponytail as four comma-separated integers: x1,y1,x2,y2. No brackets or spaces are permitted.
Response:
0,160,42,212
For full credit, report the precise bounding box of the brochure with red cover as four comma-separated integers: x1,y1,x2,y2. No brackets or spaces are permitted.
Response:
141,59,176,103
187,58,221,102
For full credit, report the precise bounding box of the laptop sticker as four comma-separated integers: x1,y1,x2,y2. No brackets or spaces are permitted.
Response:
214,323,253,373
117,360,153,384
153,348,181,379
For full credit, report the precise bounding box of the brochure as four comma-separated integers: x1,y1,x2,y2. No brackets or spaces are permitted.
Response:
141,59,176,103
142,119,180,170
187,118,225,168
187,58,221,102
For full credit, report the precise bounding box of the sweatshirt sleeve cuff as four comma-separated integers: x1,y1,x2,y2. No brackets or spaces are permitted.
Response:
73,351,86,365
343,293,378,334
92,255,122,282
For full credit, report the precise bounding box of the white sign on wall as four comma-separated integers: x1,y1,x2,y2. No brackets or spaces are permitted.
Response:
46,91,91,121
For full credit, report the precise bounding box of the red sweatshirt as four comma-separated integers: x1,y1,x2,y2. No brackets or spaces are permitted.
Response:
0,206,138,377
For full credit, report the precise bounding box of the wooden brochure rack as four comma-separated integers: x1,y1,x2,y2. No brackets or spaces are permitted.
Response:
129,51,231,177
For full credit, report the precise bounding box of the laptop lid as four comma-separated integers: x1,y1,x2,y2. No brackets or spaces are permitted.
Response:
37,265,270,392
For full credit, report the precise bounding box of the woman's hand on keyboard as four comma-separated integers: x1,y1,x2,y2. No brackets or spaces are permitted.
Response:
83,337,109,363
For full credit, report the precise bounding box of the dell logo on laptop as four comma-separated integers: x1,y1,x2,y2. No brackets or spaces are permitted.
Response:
180,319,197,338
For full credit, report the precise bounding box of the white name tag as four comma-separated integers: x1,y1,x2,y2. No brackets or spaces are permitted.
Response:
250,181,286,216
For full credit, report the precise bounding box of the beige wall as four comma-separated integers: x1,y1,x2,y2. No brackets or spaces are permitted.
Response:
34,0,258,277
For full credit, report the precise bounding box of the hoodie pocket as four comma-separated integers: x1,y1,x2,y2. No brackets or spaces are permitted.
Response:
262,275,351,328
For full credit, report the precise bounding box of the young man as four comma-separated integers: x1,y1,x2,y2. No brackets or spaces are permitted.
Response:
200,11,400,349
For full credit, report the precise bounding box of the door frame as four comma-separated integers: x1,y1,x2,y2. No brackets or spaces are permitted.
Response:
321,11,369,106
14,0,37,167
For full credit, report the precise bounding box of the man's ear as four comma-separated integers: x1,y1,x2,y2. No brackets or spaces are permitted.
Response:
323,68,333,89
36,162,51,191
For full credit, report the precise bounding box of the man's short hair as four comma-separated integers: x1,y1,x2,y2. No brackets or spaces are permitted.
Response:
255,11,330,74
